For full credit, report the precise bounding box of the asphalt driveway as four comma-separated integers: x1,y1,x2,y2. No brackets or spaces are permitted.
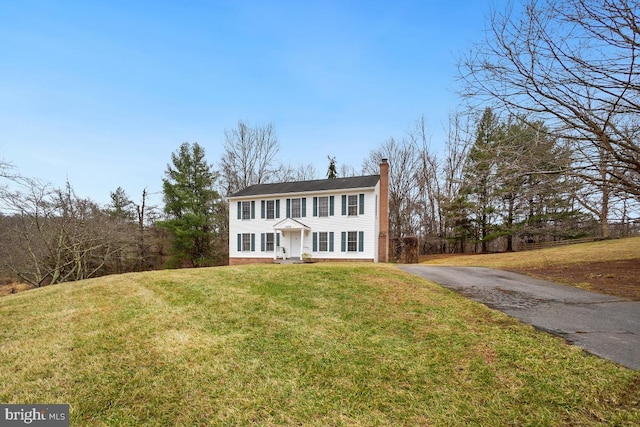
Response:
399,265,640,370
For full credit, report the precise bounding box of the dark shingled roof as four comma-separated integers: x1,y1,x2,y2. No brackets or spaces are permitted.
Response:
229,175,380,198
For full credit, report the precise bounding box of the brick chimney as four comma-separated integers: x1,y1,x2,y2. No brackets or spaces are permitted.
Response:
378,158,389,262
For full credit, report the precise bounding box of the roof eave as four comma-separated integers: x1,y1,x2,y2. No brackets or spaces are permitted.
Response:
227,184,379,200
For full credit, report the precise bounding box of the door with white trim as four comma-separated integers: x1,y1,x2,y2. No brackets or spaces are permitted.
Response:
290,232,301,259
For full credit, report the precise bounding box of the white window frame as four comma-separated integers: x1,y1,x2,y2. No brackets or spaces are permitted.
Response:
291,198,301,218
318,232,328,252
348,195,358,216
266,200,275,220
242,201,251,220
242,233,251,251
318,196,329,217
347,231,358,252
266,233,275,251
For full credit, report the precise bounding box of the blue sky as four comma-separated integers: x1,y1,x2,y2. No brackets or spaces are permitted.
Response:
1,1,489,205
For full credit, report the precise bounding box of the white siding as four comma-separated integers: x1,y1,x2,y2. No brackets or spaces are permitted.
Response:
229,184,381,261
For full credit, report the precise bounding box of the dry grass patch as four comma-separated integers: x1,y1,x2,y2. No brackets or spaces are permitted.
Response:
0,281,34,295
422,236,640,268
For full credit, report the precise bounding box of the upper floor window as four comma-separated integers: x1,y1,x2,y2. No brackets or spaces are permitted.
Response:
287,198,306,218
318,196,329,217
342,194,364,216
242,201,251,220
313,196,334,217
261,199,280,220
291,198,301,218
266,200,275,219
348,195,358,216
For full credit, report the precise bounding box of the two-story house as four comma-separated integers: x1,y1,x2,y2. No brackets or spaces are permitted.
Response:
228,159,389,264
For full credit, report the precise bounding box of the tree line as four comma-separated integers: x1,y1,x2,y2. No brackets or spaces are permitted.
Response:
1,0,638,287
0,120,326,287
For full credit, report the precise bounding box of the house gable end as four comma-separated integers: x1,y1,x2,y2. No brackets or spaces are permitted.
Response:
273,218,310,230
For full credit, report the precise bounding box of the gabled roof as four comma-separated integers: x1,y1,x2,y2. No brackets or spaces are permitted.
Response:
229,174,380,198
273,218,310,230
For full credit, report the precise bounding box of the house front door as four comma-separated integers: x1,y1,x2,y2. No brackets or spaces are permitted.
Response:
290,233,301,259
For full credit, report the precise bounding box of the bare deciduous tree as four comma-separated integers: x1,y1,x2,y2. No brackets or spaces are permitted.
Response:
272,162,318,182
220,120,280,195
459,0,640,237
407,116,443,253
0,179,125,286
0,160,14,179
338,164,359,178
437,112,474,252
133,188,166,271
363,137,421,242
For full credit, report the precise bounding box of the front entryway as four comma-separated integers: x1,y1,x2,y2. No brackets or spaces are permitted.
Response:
289,233,301,259
273,218,310,261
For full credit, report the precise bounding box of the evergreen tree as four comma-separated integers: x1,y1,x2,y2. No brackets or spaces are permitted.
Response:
461,108,502,252
327,156,337,178
160,142,221,267
461,113,590,251
495,117,590,248
494,119,561,249
108,187,135,220
441,192,475,253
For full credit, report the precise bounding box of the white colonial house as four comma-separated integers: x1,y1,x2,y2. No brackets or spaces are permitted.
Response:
228,160,389,265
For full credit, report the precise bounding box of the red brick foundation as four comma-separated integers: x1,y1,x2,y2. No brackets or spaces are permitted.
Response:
229,257,277,266
229,257,374,265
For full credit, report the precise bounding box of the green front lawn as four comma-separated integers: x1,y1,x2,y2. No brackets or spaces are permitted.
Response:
1,264,638,425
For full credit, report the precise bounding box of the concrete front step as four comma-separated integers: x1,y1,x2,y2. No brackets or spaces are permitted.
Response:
273,258,303,264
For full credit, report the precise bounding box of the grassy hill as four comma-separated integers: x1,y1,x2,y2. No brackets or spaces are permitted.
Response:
1,263,638,426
